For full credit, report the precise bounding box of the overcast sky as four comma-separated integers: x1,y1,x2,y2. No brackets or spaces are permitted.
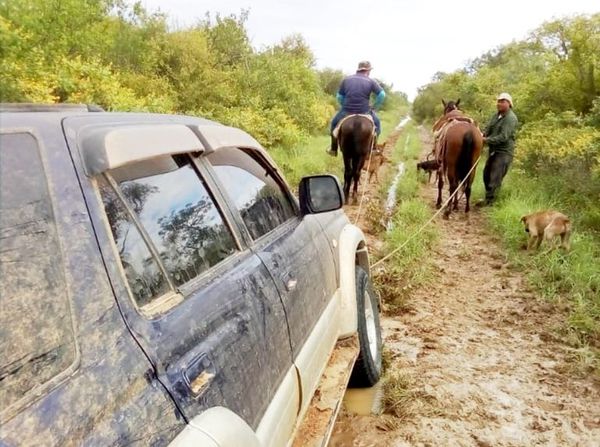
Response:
142,0,598,100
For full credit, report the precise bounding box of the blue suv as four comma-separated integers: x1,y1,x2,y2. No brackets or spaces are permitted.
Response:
0,104,382,447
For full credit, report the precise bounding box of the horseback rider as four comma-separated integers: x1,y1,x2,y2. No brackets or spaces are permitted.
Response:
327,60,386,156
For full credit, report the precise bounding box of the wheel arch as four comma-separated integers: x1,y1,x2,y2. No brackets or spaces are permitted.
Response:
338,224,370,338
168,407,260,447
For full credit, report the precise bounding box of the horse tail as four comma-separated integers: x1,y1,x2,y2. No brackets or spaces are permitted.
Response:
457,129,475,183
352,116,365,151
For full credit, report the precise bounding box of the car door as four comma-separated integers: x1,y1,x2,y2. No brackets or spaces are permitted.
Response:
82,149,293,430
205,147,339,398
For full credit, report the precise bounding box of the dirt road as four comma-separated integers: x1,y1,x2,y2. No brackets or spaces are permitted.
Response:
332,126,600,446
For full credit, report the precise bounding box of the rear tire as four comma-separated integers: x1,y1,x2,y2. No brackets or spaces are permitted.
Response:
349,266,382,387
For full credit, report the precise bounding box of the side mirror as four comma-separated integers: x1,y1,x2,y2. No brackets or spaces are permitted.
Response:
298,175,344,215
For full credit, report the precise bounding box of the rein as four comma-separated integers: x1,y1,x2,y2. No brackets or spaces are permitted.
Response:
372,153,482,269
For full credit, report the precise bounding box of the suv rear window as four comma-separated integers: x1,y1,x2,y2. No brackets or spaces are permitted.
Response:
99,155,238,308
0,132,76,411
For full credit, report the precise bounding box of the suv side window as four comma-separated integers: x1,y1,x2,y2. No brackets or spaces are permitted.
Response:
99,155,238,308
0,132,77,411
207,148,296,240
97,176,171,306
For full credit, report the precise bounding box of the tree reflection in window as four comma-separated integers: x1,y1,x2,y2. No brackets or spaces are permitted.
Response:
100,155,238,307
98,176,169,306
208,148,296,240
156,195,237,286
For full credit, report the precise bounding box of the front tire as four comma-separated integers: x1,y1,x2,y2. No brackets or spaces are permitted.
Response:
349,266,383,387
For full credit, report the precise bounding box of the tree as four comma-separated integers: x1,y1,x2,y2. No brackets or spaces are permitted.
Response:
318,68,344,96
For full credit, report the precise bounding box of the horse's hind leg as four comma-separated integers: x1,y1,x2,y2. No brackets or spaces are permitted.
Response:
352,170,361,205
436,170,444,209
444,179,457,219
343,157,353,205
464,182,472,213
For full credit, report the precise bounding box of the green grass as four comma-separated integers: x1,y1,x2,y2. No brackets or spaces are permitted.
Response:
374,122,439,313
381,370,415,420
470,164,600,372
269,134,343,189
381,367,441,421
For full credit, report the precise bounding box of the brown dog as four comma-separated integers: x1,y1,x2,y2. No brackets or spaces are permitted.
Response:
520,210,571,251
363,143,389,183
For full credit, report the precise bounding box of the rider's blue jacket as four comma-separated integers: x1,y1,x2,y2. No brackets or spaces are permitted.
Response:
337,73,385,113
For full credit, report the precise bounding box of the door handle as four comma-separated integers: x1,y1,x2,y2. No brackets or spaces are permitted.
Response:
286,278,297,292
183,354,215,396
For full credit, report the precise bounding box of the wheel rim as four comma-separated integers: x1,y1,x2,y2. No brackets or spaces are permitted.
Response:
364,289,379,360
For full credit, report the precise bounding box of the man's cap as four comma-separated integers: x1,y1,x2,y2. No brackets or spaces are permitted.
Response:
357,61,373,71
497,92,513,107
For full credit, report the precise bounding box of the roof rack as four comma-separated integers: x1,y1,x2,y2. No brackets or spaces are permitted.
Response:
0,103,104,113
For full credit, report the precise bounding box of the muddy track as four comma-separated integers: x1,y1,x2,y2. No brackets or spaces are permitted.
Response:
344,122,407,250
332,126,600,446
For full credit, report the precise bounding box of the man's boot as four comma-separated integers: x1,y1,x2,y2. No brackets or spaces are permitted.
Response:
327,135,338,157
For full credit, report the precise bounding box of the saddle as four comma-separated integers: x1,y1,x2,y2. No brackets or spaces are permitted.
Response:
431,115,476,164
332,113,375,139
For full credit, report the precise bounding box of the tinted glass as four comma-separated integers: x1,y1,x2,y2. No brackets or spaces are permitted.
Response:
208,148,296,240
98,176,170,306
0,133,76,409
105,156,237,293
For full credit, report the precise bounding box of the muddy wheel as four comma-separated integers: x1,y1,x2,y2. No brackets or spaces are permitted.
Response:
349,266,383,387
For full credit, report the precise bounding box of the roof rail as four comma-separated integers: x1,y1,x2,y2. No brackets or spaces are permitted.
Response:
0,103,105,113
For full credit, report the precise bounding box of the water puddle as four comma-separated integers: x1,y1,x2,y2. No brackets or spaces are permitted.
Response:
385,162,406,229
385,118,412,230
395,116,411,130
342,382,384,416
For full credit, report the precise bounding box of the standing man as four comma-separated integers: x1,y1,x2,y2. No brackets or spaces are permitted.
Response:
327,61,386,156
479,92,518,206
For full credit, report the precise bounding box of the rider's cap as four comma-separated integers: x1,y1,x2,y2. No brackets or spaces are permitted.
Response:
357,61,373,71
496,92,513,107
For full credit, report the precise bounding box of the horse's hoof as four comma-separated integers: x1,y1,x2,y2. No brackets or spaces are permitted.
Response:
442,213,450,220
435,203,442,209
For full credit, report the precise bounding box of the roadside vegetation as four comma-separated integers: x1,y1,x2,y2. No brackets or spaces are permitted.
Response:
0,0,407,154
374,122,440,314
412,13,600,369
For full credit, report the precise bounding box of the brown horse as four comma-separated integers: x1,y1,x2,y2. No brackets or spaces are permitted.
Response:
432,99,472,133
339,115,375,204
432,99,461,131
436,121,483,218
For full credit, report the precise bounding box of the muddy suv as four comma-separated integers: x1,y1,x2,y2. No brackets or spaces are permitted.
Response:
0,104,382,447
